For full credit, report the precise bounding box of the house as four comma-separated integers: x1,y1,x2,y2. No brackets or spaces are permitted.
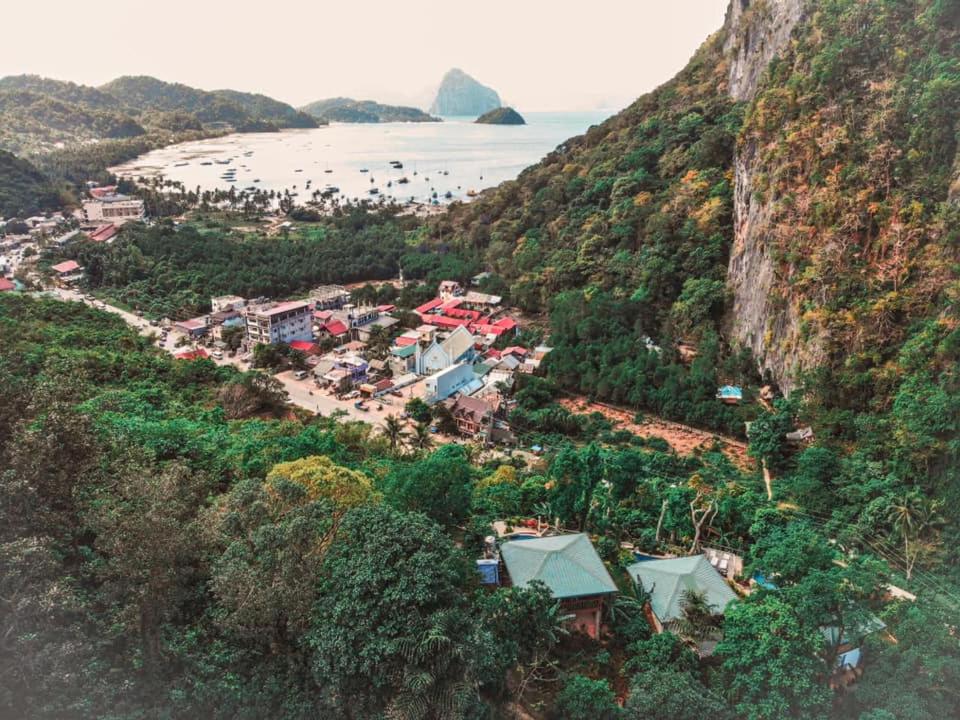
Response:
824,613,887,688
355,314,399,342
317,318,349,342
289,339,321,356
500,534,618,639
173,348,210,361
50,260,82,284
471,271,492,286
716,385,743,404
245,301,313,346
438,280,463,301
210,313,245,342
389,343,418,375
461,290,502,310
86,223,118,243
424,362,480,403
443,394,495,437
0,277,15,292
174,316,210,339
627,554,738,634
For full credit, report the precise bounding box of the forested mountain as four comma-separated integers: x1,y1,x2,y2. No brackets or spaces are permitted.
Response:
0,150,61,216
0,74,317,156
300,97,439,123
100,76,318,129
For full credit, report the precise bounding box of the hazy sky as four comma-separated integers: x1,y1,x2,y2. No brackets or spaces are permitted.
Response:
1,1,728,111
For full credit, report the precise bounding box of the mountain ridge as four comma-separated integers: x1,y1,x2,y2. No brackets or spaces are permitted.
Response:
430,68,501,116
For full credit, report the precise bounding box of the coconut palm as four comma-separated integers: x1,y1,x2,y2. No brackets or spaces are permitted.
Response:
409,422,434,452
673,588,721,646
887,491,943,579
381,414,408,452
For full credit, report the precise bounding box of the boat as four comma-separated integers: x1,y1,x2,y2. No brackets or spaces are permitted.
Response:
174,162,189,167
444,191,453,199
397,177,409,184
369,188,379,195
200,161,213,166
387,181,393,188
359,168,369,173
324,169,333,173
295,169,303,173
253,179,260,183
466,189,478,197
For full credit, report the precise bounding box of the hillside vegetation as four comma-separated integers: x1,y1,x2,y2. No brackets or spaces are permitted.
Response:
300,97,439,123
0,150,61,217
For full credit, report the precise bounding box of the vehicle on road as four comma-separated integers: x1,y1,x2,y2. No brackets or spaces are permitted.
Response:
293,370,308,380
212,350,224,360
354,400,368,411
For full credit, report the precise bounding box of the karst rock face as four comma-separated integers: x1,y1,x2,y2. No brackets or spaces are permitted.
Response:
723,0,811,393
430,69,501,117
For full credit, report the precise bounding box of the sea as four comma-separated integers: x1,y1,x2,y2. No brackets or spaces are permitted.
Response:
109,111,613,206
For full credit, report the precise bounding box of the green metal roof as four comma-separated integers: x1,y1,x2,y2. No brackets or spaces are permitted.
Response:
627,554,737,624
391,344,417,358
500,534,618,599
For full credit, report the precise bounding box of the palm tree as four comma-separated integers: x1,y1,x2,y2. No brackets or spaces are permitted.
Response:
887,491,943,579
381,414,408,452
673,589,721,647
409,422,434,452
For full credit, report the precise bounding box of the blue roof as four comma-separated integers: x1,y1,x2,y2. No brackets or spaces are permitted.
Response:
501,533,618,600
717,385,743,399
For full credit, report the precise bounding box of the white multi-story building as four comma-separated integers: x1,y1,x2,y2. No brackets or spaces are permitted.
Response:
82,195,145,225
244,301,313,346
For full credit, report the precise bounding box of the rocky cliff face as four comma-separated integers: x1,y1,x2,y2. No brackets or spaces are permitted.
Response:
724,0,808,392
430,69,501,116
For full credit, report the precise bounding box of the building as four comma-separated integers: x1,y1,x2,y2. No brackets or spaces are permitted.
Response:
211,295,246,313
418,326,477,374
311,285,351,310
289,339,321,356
438,280,463,301
82,195,145,225
0,277,15,292
424,362,480,403
50,260,83,284
627,554,738,634
389,343,418,375
86,224,118,243
500,534,618,639
716,385,743,404
443,394,495,437
245,301,313,346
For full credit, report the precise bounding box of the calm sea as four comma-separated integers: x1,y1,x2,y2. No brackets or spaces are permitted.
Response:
110,111,613,205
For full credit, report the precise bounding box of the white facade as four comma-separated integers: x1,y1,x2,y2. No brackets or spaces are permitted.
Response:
82,197,145,225
245,301,313,346
424,362,475,403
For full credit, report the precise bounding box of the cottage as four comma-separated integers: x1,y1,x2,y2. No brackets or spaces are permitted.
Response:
443,394,494,437
500,534,618,639
627,554,737,634
716,385,743,404
289,340,321,356
174,316,209,339
438,280,463,301
50,260,82,284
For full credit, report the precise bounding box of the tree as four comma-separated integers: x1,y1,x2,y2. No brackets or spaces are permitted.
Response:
550,675,620,720
381,414,409,452
717,594,831,720
307,504,479,719
673,588,722,647
409,420,435,452
624,668,732,720
405,397,432,423
886,491,943,580
380,444,472,526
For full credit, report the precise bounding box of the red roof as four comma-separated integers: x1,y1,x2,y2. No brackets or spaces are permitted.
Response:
377,304,396,313
485,348,502,359
494,317,518,330
257,300,309,316
471,323,507,336
0,277,14,292
313,309,334,321
424,315,471,329
414,297,444,314
373,378,393,391
51,260,80,274
445,307,482,320
321,319,349,336
289,340,320,354
87,224,118,242
89,185,117,199
503,346,528,357
395,336,418,347
174,349,210,360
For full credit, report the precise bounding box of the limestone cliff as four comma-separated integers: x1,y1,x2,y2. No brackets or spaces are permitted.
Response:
724,0,808,392
430,69,501,117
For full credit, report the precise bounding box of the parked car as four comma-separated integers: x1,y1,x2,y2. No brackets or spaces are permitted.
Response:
293,370,308,380
212,350,224,360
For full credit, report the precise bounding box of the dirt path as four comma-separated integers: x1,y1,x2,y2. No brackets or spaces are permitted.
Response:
558,397,752,469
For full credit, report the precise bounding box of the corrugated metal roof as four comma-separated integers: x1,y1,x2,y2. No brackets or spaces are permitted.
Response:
627,554,737,623
501,534,618,599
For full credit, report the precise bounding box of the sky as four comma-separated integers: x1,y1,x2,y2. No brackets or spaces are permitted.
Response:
0,0,729,112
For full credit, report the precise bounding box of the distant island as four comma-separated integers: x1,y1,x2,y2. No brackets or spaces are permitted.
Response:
430,68,501,116
475,107,525,125
300,97,440,124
